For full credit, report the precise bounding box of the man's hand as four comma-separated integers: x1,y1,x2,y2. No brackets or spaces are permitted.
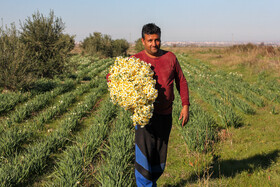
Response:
179,105,189,127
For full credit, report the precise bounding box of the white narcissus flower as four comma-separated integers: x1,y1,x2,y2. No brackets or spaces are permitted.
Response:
107,56,158,127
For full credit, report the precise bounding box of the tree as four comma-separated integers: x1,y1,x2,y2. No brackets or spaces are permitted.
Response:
134,38,144,53
20,10,75,78
112,39,129,57
82,32,107,57
0,24,34,90
82,32,129,57
102,34,113,57
82,32,102,55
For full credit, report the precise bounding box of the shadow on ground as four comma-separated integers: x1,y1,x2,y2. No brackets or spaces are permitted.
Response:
163,149,279,187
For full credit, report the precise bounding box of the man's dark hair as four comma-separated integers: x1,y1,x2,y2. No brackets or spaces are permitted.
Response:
141,23,161,39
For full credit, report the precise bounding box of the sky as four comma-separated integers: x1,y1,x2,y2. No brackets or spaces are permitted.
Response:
1,0,280,43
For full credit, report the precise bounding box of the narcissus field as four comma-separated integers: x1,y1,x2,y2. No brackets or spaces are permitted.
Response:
0,46,279,186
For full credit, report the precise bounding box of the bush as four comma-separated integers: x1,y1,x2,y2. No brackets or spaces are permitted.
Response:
82,32,111,57
112,39,129,57
20,10,75,78
82,32,129,57
0,24,34,90
134,38,144,53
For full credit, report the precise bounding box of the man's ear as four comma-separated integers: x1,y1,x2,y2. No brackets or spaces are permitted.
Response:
141,38,145,45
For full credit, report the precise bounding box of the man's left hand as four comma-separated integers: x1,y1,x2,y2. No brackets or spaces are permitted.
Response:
179,105,189,127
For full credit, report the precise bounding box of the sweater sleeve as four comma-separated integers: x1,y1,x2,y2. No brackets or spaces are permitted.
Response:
174,58,190,106
106,73,110,82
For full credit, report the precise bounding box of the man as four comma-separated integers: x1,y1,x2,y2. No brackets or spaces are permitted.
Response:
133,23,190,186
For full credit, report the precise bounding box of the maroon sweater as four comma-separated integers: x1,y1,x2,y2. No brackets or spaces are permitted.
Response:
133,50,189,115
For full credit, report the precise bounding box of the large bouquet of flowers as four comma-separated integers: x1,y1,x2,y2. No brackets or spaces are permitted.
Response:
107,56,158,127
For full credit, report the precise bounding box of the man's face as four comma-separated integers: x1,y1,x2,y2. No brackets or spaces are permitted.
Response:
141,33,161,56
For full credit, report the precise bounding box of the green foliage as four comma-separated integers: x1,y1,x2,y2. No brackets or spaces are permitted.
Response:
0,53,279,186
5,79,75,125
97,109,135,186
82,32,129,57
26,78,59,94
227,93,256,115
0,58,112,163
0,10,75,91
134,38,144,53
0,92,30,115
172,91,217,153
0,24,34,90
50,99,117,186
51,146,84,187
0,80,107,186
20,10,75,78
0,127,31,157
112,39,129,57
182,103,217,152
82,32,111,57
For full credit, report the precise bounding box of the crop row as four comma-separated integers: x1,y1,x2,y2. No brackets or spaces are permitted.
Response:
0,58,113,159
0,77,102,158
195,87,243,128
0,56,114,186
75,59,112,81
96,109,135,186
0,92,30,115
172,54,275,152
48,98,118,186
174,54,280,154
178,54,280,105
179,56,262,107
0,80,108,186
0,56,110,117
70,55,98,71
178,62,244,128
3,79,76,126
172,91,217,152
0,78,69,117
1,57,113,130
